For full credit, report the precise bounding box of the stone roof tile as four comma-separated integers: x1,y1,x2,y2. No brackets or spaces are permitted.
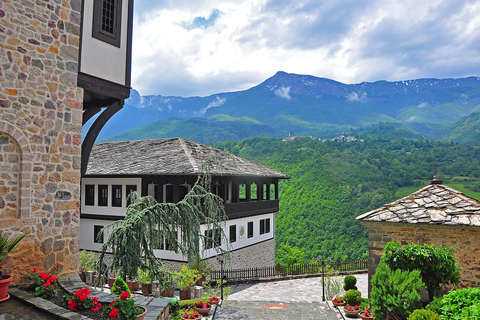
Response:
85,138,290,179
356,183,480,227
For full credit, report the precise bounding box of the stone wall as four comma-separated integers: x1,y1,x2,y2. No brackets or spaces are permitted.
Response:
364,221,480,293
0,0,83,284
162,239,276,273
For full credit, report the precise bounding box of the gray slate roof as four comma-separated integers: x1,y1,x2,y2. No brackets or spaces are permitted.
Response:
356,183,480,227
85,138,290,179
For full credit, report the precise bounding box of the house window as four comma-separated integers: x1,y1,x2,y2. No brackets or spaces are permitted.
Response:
112,185,122,207
229,225,236,243
92,0,122,47
85,185,95,206
247,221,253,238
179,184,190,202
126,185,137,206
260,218,271,235
205,229,221,249
94,225,104,243
98,185,108,206
239,184,246,201
251,183,258,201
270,183,276,200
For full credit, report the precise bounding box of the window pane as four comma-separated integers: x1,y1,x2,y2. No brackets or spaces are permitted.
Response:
112,185,122,207
98,185,108,206
247,221,253,238
229,225,236,243
94,225,104,243
266,218,271,233
85,185,95,206
260,219,265,235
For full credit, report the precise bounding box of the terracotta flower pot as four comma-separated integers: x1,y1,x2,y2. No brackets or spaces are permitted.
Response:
141,283,152,294
344,306,361,318
136,305,147,320
207,297,220,305
179,289,192,300
127,280,139,291
196,306,211,315
0,275,12,302
79,272,86,282
332,299,346,307
359,311,374,320
161,287,174,297
108,277,115,288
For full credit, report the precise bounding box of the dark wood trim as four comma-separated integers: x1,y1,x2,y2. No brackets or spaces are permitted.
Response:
78,72,130,106
82,106,101,125
82,101,123,176
125,0,134,87
81,214,125,221
92,0,122,47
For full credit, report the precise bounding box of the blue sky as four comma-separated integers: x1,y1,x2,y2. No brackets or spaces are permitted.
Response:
131,0,480,97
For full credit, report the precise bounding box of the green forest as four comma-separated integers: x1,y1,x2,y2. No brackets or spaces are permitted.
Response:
213,137,480,264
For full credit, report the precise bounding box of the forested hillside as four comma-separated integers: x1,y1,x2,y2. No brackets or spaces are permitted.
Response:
213,138,480,263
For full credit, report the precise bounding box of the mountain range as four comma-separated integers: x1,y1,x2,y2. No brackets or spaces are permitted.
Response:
91,72,480,144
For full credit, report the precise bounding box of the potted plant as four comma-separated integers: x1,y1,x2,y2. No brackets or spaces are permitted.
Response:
175,266,200,300
359,307,374,320
189,259,211,285
344,305,361,317
207,296,220,305
160,272,175,297
79,250,96,282
0,231,27,302
332,297,346,307
138,268,152,294
195,301,211,316
103,291,147,320
181,309,203,320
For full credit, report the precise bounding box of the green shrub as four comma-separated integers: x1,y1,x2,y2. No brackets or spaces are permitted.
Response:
407,309,440,320
371,261,425,320
169,298,180,315
344,275,357,291
425,296,443,315
440,287,480,320
382,242,459,300
344,289,362,306
111,277,130,295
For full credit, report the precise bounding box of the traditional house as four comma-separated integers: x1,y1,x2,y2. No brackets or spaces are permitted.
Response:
357,178,480,292
80,138,290,269
0,0,133,282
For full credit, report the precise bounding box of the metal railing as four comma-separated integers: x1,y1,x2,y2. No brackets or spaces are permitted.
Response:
210,260,367,282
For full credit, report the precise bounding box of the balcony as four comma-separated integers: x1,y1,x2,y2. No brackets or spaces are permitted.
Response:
224,199,279,219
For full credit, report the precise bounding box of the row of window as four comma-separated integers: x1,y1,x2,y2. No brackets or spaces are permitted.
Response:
92,218,272,248
85,184,137,207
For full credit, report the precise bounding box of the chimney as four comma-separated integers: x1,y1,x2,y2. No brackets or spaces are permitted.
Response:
430,176,443,185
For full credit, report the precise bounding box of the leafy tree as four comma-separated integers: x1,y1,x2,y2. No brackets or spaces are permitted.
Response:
96,171,229,281
440,287,480,320
382,242,460,300
275,242,305,266
371,261,425,320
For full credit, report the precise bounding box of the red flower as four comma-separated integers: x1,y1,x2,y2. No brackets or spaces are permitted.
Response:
39,273,49,281
120,291,130,300
109,307,119,318
49,275,56,282
68,300,79,311
43,280,51,287
91,303,101,312
33,267,38,272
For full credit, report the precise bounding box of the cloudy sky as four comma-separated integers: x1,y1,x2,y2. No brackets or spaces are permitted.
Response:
131,0,480,97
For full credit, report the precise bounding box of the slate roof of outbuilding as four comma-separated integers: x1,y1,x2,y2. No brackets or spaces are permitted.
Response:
85,138,290,179
356,182,480,227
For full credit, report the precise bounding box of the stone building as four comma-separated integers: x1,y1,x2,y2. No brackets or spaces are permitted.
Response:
79,138,290,270
357,178,480,292
0,0,133,283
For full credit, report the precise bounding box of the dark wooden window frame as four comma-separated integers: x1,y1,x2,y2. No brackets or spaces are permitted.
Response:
98,185,108,206
112,185,122,207
94,225,104,243
229,225,236,243
247,221,254,238
85,185,95,206
126,184,137,206
92,0,122,47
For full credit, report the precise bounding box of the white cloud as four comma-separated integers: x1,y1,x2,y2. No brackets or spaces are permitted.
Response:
346,92,367,103
275,87,292,100
199,96,227,115
132,0,480,97
417,102,429,109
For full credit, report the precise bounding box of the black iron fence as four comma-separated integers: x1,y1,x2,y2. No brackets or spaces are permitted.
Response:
210,260,367,282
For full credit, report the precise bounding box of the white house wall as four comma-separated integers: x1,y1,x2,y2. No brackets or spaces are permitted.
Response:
81,177,141,216
80,0,129,85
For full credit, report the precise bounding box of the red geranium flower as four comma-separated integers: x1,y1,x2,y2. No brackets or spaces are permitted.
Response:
33,267,38,272
120,291,130,300
109,307,119,318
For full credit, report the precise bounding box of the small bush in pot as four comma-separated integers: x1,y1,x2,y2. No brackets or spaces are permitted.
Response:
407,309,440,320
344,289,362,307
111,277,131,295
343,275,357,291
